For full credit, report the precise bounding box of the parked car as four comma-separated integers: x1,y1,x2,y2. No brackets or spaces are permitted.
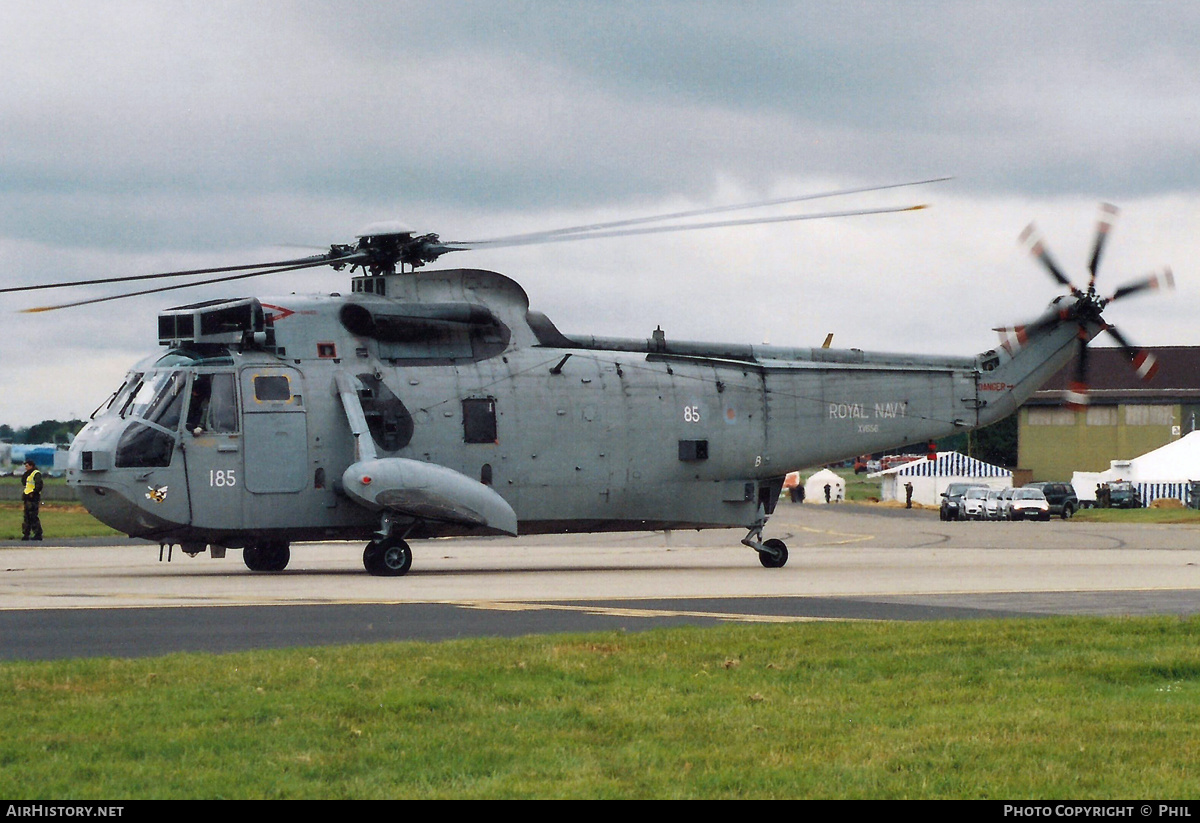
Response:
1107,481,1142,509
1007,487,1051,520
940,482,985,521
959,486,991,521
983,488,1008,520
1025,482,1079,519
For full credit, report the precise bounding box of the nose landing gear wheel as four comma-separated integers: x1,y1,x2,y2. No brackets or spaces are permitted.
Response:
758,538,788,568
243,540,290,572
364,537,413,576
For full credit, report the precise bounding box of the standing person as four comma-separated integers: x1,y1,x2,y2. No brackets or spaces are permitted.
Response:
20,459,43,541
905,482,914,509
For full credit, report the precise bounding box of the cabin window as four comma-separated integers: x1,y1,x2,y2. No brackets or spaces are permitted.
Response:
187,373,239,433
480,463,493,486
678,439,709,461
462,398,498,444
254,375,292,402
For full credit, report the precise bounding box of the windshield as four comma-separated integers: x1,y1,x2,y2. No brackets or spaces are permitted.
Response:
124,371,178,420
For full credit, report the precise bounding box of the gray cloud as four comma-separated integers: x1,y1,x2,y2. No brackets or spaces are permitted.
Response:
1,1,1197,426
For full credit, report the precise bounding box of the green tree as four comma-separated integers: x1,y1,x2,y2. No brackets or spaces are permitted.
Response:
936,413,1018,468
10,419,87,445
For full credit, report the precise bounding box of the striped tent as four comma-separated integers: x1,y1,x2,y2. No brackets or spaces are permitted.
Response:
869,452,1012,506
1072,433,1200,507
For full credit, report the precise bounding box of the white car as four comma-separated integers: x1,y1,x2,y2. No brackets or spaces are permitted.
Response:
959,486,991,520
1007,488,1051,521
983,488,1007,520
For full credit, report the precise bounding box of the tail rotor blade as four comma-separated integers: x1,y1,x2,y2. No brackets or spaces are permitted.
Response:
1087,203,1119,287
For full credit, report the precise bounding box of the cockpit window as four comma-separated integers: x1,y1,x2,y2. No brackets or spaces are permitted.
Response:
116,374,146,418
125,371,177,420
143,372,187,430
93,373,140,419
115,422,175,468
186,373,239,434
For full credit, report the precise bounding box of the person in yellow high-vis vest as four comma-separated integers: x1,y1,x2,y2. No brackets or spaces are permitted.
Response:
20,459,42,541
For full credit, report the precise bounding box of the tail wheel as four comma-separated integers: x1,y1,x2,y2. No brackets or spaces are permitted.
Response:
758,538,789,569
364,537,413,577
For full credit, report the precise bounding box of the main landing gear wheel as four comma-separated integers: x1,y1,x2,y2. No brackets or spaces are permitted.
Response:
243,540,290,572
758,538,789,569
363,537,413,577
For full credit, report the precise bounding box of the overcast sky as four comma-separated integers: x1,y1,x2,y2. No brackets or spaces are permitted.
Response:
2,1,1197,427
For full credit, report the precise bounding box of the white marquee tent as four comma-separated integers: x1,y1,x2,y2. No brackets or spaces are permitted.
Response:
869,452,1012,507
1072,431,1200,506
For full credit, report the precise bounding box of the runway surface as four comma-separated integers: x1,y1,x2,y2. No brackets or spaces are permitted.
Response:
3,503,1200,660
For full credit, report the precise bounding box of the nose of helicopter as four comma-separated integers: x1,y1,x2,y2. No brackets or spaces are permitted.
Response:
72,482,180,538
68,420,190,540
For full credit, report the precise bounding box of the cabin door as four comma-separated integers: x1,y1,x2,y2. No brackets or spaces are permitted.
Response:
240,367,309,494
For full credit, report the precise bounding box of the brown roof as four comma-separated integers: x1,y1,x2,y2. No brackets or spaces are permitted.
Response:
1026,346,1200,406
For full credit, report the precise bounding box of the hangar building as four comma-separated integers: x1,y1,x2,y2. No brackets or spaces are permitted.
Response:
1017,347,1200,482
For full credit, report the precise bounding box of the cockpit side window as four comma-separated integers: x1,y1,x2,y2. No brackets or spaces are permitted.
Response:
186,373,239,434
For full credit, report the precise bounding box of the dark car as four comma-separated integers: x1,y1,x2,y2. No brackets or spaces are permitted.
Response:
940,482,986,521
1107,481,1142,509
1025,482,1079,519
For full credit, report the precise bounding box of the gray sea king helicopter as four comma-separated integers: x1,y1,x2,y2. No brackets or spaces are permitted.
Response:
3,182,1173,575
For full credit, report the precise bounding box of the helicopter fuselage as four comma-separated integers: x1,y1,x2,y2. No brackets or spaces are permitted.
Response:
67,268,1085,565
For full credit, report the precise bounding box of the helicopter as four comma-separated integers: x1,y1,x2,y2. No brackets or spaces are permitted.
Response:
2,182,1173,575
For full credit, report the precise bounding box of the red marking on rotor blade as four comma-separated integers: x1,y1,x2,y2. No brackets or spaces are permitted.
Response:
1133,352,1159,381
1065,382,1090,411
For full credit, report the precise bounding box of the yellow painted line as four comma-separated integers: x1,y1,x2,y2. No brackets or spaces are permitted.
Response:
795,526,876,545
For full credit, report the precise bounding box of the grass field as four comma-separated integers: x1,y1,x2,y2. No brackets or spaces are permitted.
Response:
0,501,123,540
2,618,1200,799
1073,507,1200,524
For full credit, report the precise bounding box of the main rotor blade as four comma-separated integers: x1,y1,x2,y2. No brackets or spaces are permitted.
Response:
1019,223,1078,292
1087,203,1118,287
993,303,1076,352
450,204,930,251
1108,267,1174,302
450,177,951,247
19,255,361,313
1102,324,1160,381
1065,327,1090,411
0,252,342,296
